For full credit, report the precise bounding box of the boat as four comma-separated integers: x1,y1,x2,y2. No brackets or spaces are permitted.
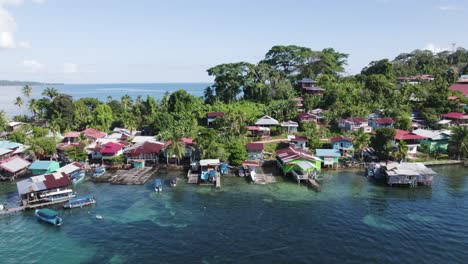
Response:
71,171,85,184
220,163,228,175
154,178,162,192
96,215,103,220
92,166,106,178
41,189,76,202
170,177,177,187
63,195,96,209
35,208,63,226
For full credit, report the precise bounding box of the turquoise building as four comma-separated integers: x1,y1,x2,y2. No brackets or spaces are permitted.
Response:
29,161,60,175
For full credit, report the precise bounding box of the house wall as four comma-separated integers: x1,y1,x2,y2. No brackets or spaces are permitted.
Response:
332,141,353,150
420,139,448,153
247,150,263,160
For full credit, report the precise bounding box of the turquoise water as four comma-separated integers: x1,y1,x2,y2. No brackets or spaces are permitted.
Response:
1,166,467,263
0,83,210,117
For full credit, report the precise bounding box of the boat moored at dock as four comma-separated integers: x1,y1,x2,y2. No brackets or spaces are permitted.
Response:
71,171,85,184
35,208,63,226
154,178,162,192
170,177,177,187
63,195,96,209
92,166,106,178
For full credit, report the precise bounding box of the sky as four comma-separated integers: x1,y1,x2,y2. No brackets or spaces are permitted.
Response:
0,0,467,84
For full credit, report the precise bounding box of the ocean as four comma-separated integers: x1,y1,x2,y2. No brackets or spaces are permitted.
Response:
0,166,467,263
0,83,210,117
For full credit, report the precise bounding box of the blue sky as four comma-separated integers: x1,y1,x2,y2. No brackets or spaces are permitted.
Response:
0,0,467,83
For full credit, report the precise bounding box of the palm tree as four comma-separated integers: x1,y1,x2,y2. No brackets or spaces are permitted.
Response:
397,140,408,162
0,110,7,131
121,95,133,111
159,130,185,165
28,98,39,117
352,129,369,161
14,96,24,112
449,126,468,160
22,85,32,98
106,95,113,104
42,87,59,99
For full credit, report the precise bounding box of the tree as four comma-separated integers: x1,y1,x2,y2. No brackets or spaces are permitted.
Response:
371,128,396,160
22,85,32,98
26,137,56,160
352,129,370,161
92,104,113,131
51,94,75,131
0,111,7,131
28,99,39,117
262,45,312,76
207,62,253,103
32,126,48,138
227,140,247,166
9,131,26,144
448,126,468,160
160,130,185,164
66,146,88,162
361,59,394,79
396,140,408,162
42,87,59,99
14,96,24,111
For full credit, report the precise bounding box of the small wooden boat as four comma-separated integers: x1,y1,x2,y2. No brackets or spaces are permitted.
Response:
71,171,85,184
63,195,96,209
96,215,103,220
92,166,106,178
35,209,63,226
154,178,162,192
170,177,177,187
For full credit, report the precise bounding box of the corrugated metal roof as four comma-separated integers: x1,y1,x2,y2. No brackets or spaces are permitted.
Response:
29,160,58,170
255,115,279,126
315,149,341,157
0,156,31,173
0,148,13,156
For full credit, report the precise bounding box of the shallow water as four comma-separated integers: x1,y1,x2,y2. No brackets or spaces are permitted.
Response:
1,166,467,263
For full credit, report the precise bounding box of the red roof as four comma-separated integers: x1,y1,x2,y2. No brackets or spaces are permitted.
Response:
449,83,468,97
99,142,125,154
181,137,194,146
207,112,225,118
394,129,426,141
42,172,71,189
330,135,353,143
63,132,81,138
448,96,459,100
246,143,264,151
242,160,260,167
82,128,107,139
276,147,318,163
440,112,468,119
246,126,260,131
126,141,164,156
56,142,81,151
372,117,394,124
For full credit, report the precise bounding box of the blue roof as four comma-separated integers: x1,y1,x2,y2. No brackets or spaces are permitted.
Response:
0,140,21,149
315,149,341,157
29,160,58,170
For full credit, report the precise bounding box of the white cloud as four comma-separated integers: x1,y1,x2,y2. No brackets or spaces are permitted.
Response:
17,40,29,48
424,43,449,53
20,59,44,72
436,5,459,11
0,7,17,49
63,63,79,73
0,0,24,6
31,0,45,3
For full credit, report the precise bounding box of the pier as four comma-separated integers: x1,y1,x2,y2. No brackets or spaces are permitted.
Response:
252,173,276,184
109,167,157,185
291,170,321,191
187,170,199,184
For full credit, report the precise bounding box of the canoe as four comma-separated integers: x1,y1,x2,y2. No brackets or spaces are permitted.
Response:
71,171,85,184
35,209,63,226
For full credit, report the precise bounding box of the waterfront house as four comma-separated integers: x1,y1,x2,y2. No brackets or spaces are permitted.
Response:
297,113,318,123
246,126,270,138
0,148,13,161
290,136,308,149
330,136,353,156
281,121,299,134
16,172,73,206
255,115,279,127
82,128,107,142
369,117,395,130
94,142,125,160
29,160,60,175
0,140,29,158
393,129,426,157
298,78,325,96
412,129,451,153
125,141,165,164
246,143,264,160
276,147,322,175
315,149,341,168
0,156,31,180
54,162,84,176
206,112,225,126
439,112,468,126
384,162,436,187
163,137,195,164
338,117,371,133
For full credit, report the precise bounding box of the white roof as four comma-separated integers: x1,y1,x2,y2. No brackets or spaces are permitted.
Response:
107,133,123,139
255,115,279,126
437,120,452,125
0,148,12,156
412,129,451,140
12,145,29,154
296,160,317,171
281,121,299,127
55,163,82,175
8,121,23,127
132,136,157,144
385,162,437,176
200,159,220,166
0,156,31,173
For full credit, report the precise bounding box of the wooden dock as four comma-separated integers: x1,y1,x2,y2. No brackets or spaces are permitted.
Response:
216,174,221,188
252,173,276,184
0,205,25,215
187,170,199,184
307,179,321,191
110,167,157,185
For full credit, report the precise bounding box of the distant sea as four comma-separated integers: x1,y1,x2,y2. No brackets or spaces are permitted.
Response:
0,83,211,117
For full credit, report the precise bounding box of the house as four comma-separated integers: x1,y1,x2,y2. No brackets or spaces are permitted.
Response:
82,128,107,142
298,78,325,96
413,129,451,153
0,156,31,180
369,117,395,130
54,162,84,176
246,126,270,138
276,147,322,174
16,172,72,206
163,137,195,164
29,160,60,175
0,148,13,161
281,121,299,134
393,129,426,157
7,121,25,132
94,142,125,160
113,127,140,138
206,112,225,126
290,136,308,149
0,140,29,157
315,149,341,168
246,143,264,160
255,115,279,127
295,97,304,112
449,80,468,97
439,112,468,126
298,113,318,123
330,136,353,156
131,136,158,144
125,141,165,164
397,74,434,85
62,131,81,144
339,117,371,133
